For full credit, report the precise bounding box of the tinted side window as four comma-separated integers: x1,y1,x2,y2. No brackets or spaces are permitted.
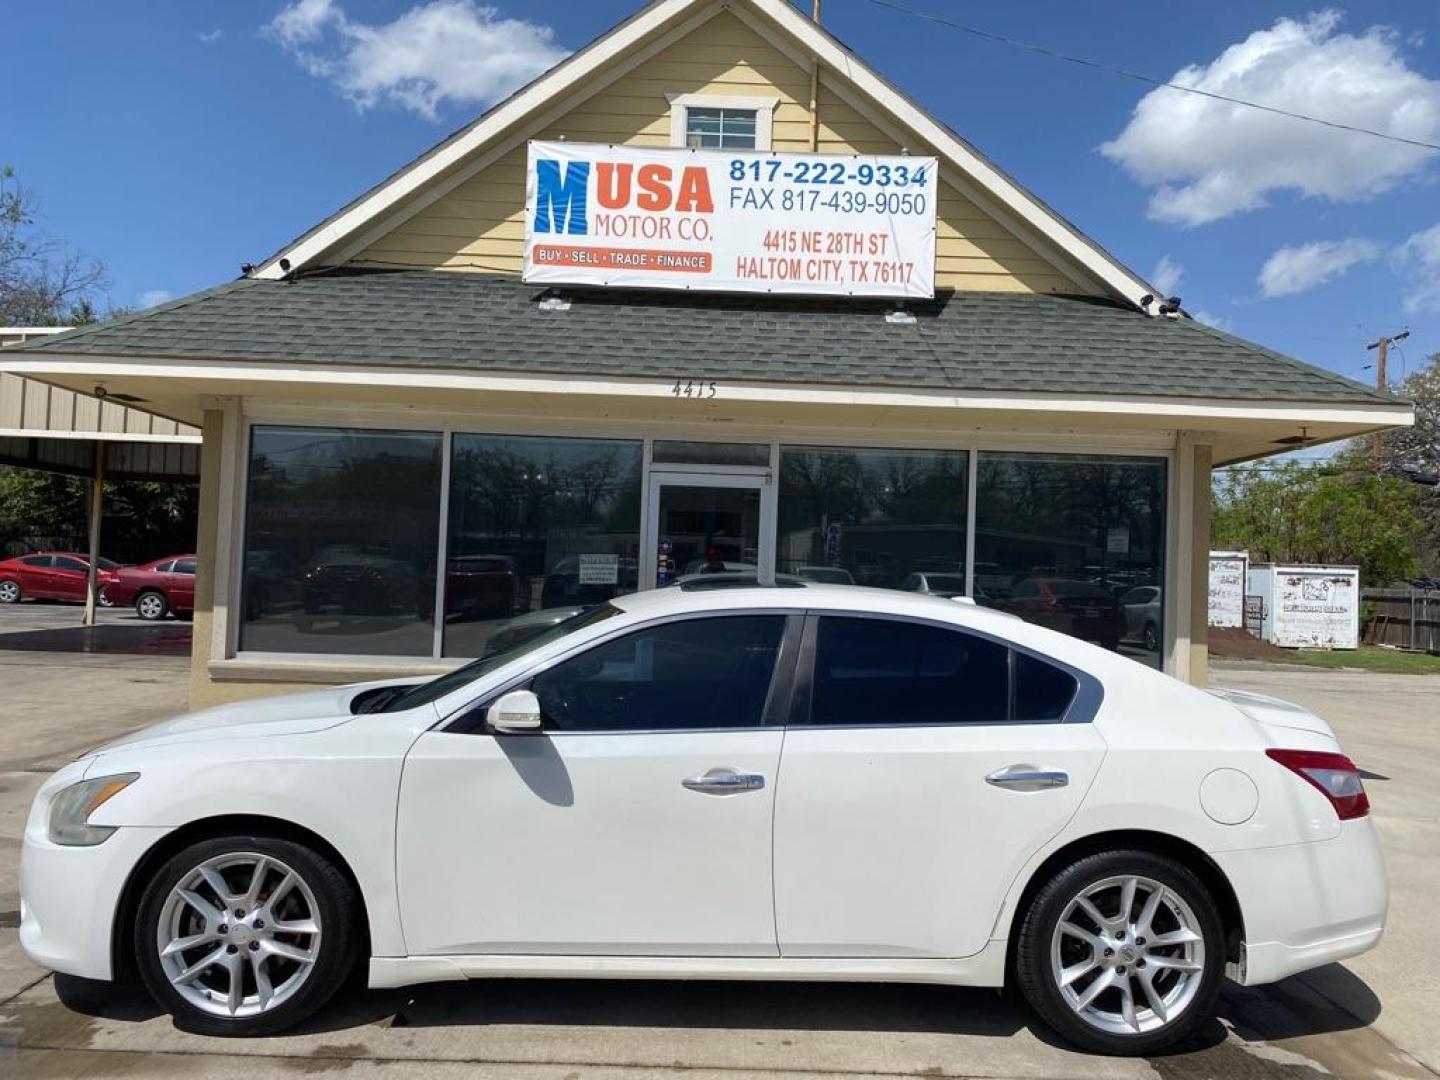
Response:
1014,652,1079,722
173,559,197,575
21,556,51,567
533,615,786,732
153,561,175,574
811,617,1009,726
54,557,87,572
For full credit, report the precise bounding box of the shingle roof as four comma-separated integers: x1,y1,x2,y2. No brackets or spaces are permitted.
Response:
8,269,1391,405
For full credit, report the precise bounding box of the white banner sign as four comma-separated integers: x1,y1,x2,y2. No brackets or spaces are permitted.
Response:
523,140,937,298
1273,569,1359,649
1208,551,1248,628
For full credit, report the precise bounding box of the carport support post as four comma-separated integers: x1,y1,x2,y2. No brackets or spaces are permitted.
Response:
82,440,105,627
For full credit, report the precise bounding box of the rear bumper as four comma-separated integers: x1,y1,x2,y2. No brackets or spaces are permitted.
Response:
1214,817,1387,986
103,583,137,605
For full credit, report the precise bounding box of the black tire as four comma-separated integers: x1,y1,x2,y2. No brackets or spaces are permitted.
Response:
1014,849,1225,1056
135,590,169,621
134,834,360,1037
0,578,20,604
1142,621,1159,653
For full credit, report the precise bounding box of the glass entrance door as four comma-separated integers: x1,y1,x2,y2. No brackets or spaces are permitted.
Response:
642,471,774,589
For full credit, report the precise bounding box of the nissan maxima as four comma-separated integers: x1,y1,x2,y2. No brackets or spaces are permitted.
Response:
19,583,1386,1055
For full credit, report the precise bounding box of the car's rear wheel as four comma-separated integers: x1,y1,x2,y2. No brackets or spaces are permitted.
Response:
135,590,168,621
135,835,359,1036
0,579,20,603
1142,621,1159,652
1014,850,1224,1055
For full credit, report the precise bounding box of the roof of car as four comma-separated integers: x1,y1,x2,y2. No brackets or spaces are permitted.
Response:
611,581,1016,625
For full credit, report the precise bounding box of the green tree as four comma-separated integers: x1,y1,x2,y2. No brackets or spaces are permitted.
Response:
0,465,197,563
1373,352,1440,575
1212,457,1423,585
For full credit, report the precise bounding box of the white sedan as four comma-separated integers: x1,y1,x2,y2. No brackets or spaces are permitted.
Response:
20,583,1386,1055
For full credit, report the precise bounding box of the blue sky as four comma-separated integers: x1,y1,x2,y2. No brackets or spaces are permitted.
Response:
8,0,1440,389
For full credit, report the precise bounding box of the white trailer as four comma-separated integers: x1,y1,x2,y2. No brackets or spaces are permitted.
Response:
1246,564,1360,649
1208,550,1249,628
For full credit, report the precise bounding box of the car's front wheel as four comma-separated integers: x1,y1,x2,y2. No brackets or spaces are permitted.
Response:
135,835,359,1036
0,579,21,603
1014,850,1225,1055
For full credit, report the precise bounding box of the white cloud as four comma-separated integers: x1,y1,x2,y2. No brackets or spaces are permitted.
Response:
264,0,568,120
1101,11,1440,226
197,28,223,44
1394,223,1440,313
1150,255,1183,296
139,289,173,309
1258,238,1380,297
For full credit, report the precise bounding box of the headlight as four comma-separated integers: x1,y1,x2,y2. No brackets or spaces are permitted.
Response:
47,773,139,846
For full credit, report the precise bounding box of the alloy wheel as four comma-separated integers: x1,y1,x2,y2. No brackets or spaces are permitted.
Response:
155,852,323,1019
137,593,167,619
1049,874,1205,1036
0,580,18,603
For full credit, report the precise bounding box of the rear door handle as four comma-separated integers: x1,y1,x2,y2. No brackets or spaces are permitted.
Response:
682,767,766,795
985,765,1069,792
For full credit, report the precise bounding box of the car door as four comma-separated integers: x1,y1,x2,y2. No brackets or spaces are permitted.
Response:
397,610,799,957
17,556,54,597
773,613,1107,959
50,556,90,600
170,558,197,610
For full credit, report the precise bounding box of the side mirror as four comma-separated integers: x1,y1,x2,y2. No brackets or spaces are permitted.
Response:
487,689,543,735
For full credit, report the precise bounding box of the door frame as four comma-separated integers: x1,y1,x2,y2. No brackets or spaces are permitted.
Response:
641,467,776,589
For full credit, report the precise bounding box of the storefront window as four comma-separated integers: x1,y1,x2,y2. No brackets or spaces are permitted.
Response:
443,434,643,658
974,453,1166,667
240,426,443,656
778,446,968,590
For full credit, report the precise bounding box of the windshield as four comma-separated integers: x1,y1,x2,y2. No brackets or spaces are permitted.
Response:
377,603,621,713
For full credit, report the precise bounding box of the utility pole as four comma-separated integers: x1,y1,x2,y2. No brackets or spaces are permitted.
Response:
1366,328,1409,464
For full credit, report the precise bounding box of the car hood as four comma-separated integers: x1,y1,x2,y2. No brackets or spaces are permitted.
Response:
1207,687,1339,740
85,681,400,757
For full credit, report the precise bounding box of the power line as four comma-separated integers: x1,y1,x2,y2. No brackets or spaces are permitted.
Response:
860,0,1440,154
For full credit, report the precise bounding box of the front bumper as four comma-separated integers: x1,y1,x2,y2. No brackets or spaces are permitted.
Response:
1214,816,1388,986
20,823,170,981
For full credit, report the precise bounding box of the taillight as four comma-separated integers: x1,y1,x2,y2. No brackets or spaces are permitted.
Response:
1266,748,1370,820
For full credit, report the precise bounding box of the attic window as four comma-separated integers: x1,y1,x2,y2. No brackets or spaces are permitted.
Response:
668,94,777,151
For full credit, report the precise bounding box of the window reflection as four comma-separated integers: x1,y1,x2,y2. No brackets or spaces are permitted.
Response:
240,427,442,656
974,453,1166,667
778,446,968,589
443,434,643,658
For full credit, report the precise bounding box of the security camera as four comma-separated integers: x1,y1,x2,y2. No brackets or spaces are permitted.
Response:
94,386,108,399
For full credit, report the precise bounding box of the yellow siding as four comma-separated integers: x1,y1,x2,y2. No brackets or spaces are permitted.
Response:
352,10,1086,295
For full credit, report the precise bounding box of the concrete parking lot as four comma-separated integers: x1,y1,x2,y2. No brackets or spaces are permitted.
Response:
0,608,1435,1078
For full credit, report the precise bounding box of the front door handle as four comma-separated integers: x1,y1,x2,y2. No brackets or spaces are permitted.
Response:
986,765,1069,792
682,767,766,795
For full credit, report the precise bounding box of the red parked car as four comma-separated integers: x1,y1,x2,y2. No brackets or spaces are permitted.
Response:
103,555,197,620
991,575,1126,650
0,552,120,606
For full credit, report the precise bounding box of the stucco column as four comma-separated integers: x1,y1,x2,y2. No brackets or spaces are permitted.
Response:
1188,441,1213,687
188,408,225,706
